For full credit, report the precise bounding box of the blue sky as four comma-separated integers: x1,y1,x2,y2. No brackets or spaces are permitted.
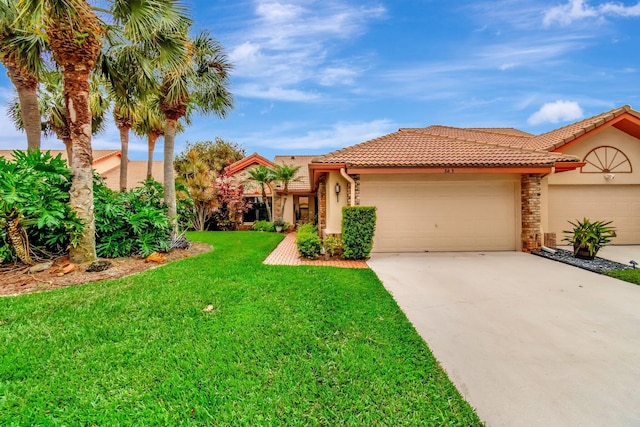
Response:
1,0,639,160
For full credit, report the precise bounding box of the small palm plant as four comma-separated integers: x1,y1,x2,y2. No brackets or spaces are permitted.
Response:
563,218,616,259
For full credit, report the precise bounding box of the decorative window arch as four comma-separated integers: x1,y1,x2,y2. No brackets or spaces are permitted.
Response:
581,145,632,173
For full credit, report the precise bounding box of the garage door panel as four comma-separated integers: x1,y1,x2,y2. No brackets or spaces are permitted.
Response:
549,185,640,244
360,176,517,252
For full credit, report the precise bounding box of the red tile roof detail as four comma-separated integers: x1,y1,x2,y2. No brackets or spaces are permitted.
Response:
273,155,316,192
418,126,533,148
524,105,640,151
314,129,578,168
227,152,274,175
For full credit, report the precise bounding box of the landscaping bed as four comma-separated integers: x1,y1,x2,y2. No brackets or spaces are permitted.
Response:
533,247,631,273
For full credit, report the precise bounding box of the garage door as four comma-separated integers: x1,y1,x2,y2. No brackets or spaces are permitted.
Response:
549,185,640,244
359,175,518,252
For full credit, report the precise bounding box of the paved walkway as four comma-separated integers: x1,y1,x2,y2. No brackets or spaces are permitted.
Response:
263,232,368,268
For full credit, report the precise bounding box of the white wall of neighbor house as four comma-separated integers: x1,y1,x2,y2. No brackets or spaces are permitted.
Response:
324,172,348,235
358,173,521,252
544,128,640,244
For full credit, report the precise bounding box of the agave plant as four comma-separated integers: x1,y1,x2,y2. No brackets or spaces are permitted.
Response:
563,218,616,259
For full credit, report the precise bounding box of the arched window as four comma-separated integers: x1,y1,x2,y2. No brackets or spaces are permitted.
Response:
581,146,632,173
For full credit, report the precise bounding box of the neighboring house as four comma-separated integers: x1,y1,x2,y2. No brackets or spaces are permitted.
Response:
0,149,164,191
310,105,640,253
227,153,317,226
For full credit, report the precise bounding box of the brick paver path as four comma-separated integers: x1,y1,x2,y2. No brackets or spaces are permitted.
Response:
263,233,369,269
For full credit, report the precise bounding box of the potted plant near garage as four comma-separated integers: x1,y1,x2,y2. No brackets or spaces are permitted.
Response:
563,218,616,260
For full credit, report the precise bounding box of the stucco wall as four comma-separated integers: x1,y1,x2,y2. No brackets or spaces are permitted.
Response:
548,127,640,185
324,172,349,235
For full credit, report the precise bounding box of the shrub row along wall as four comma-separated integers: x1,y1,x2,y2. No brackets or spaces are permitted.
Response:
341,206,376,260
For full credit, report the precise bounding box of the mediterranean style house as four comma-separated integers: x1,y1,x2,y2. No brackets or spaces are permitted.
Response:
307,105,640,253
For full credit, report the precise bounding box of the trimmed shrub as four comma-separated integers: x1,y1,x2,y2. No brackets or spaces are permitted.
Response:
252,220,275,232
296,232,322,259
342,206,376,260
323,235,342,257
297,223,317,235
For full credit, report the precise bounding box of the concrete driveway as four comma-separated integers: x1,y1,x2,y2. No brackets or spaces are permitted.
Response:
368,251,640,427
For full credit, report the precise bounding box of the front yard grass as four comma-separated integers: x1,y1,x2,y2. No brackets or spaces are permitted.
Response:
0,232,481,426
606,269,640,285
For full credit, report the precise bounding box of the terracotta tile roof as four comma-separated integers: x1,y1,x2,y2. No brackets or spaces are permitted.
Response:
273,155,315,192
314,129,578,168
227,152,274,175
524,105,640,151
419,126,532,148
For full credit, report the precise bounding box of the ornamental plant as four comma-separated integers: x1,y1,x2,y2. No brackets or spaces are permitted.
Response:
296,223,321,259
563,217,616,259
341,206,376,260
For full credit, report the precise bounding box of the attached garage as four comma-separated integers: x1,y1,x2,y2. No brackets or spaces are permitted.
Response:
359,174,520,252
549,185,640,244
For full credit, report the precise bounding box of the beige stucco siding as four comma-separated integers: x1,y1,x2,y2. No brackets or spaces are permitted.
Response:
359,174,520,252
543,127,640,244
324,172,349,235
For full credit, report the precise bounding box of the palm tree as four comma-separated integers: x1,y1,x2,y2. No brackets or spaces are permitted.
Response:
0,0,46,150
8,70,109,164
159,30,233,231
16,0,189,262
272,163,301,220
132,98,165,180
246,164,274,222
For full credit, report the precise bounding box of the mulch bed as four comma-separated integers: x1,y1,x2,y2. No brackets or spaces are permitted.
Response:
0,243,212,297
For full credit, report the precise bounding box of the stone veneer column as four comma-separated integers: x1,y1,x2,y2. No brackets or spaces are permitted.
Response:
318,177,327,235
521,174,542,252
353,174,360,206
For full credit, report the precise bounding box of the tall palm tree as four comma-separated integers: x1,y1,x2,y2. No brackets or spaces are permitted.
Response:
132,98,165,180
246,164,274,222
0,0,46,150
159,30,233,230
16,0,189,262
272,163,301,220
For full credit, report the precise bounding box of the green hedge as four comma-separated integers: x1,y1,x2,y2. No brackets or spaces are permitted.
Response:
296,223,321,259
252,220,276,232
342,206,376,260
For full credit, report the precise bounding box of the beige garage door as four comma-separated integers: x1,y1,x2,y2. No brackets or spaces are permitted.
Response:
549,185,640,244
359,175,517,252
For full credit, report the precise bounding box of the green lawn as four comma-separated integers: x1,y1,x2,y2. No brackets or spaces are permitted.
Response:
606,268,640,285
0,232,481,426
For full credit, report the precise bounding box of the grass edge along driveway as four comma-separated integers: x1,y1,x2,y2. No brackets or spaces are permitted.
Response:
0,232,482,426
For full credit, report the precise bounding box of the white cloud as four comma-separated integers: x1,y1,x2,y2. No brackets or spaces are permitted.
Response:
234,83,322,102
543,0,640,27
227,1,386,101
527,100,584,125
251,119,396,150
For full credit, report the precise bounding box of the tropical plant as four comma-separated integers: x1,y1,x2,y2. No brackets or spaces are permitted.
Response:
0,0,46,150
175,138,244,176
252,220,275,232
563,218,616,259
210,168,251,231
0,150,83,264
159,31,234,231
323,235,342,257
174,148,217,231
246,164,274,221
272,163,301,219
94,178,171,258
132,96,165,180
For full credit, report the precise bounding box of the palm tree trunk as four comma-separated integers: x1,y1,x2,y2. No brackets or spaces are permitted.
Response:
4,61,41,150
164,118,178,233
66,68,97,263
63,138,72,165
118,124,130,192
262,186,272,222
147,133,159,180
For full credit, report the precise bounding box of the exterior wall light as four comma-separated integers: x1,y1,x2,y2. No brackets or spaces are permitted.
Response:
335,182,341,202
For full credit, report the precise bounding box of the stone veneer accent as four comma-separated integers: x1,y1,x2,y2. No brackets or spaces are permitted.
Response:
521,174,542,252
353,174,360,206
318,177,327,234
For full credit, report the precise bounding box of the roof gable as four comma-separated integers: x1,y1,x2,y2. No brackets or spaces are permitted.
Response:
524,105,640,152
227,152,274,175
